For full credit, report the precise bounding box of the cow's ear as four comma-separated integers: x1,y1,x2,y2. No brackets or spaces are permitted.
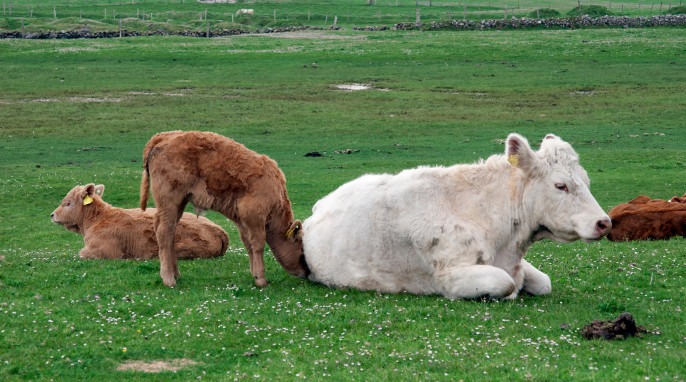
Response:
94,184,105,197
286,220,302,241
505,133,536,172
83,183,96,206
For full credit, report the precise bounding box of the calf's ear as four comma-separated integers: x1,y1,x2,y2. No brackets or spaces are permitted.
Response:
505,133,536,173
94,184,105,197
82,183,96,206
286,220,303,241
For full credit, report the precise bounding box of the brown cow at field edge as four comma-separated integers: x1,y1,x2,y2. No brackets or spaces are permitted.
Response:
51,184,228,260
607,195,686,241
140,130,309,288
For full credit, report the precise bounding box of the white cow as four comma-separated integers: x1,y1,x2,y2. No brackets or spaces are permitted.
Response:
303,133,611,300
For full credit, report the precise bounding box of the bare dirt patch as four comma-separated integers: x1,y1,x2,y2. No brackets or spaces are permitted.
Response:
333,83,390,92
116,358,198,373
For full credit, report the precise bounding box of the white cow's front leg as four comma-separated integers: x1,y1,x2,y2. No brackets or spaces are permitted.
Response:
436,265,516,300
519,259,552,296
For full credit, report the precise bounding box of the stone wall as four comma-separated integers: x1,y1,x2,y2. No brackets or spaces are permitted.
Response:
393,14,686,31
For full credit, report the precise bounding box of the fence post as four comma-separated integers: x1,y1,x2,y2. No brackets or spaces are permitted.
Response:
334,15,337,27
273,9,276,21
119,19,122,37
21,19,24,37
206,21,209,38
416,8,420,23
504,4,507,19
463,4,466,19
578,0,583,17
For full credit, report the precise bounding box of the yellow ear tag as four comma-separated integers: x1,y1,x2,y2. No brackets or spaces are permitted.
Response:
286,227,295,239
83,195,94,205
508,154,519,167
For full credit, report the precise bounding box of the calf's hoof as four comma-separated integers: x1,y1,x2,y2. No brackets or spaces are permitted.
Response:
161,273,177,288
254,277,268,287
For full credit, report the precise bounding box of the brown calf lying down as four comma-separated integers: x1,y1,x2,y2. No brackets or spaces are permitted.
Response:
51,184,229,260
607,195,686,241
141,131,308,288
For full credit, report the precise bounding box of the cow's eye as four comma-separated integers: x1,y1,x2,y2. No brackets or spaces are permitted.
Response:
555,183,569,192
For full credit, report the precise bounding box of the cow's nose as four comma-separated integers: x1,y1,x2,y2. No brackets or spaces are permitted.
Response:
596,218,612,236
50,213,54,218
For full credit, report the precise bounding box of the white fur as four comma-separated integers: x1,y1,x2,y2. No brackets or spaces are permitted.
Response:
303,133,610,300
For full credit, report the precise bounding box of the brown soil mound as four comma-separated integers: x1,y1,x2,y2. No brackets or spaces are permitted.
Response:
581,312,648,340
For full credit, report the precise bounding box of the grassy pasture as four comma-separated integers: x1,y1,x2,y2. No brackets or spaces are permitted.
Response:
0,0,684,34
1,28,685,380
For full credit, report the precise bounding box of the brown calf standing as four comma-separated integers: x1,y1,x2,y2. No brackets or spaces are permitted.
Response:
140,131,309,288
607,195,686,241
51,184,228,260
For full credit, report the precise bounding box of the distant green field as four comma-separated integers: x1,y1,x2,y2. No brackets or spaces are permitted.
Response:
0,0,684,34
1,28,685,380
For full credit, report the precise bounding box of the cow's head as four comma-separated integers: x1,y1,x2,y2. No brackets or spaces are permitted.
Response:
51,184,104,233
506,133,611,243
268,219,309,279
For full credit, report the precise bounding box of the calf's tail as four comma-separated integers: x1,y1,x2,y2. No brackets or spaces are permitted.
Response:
140,168,150,211
140,134,161,211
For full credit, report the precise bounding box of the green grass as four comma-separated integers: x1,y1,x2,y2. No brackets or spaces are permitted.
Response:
0,0,683,35
1,28,685,380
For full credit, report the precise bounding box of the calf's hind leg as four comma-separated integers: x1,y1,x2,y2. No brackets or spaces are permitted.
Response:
437,265,516,300
154,197,188,288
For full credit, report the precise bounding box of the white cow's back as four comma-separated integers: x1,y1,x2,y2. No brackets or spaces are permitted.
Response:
304,166,483,294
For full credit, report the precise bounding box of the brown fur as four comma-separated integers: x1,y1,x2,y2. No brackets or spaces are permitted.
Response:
669,193,686,203
51,184,228,260
607,195,686,241
140,131,308,287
